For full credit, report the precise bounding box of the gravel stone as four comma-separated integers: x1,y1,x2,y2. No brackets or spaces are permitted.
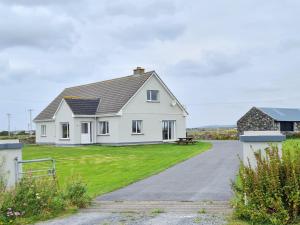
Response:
36,212,227,225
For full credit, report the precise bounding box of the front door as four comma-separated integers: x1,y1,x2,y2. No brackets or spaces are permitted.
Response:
81,122,92,144
162,120,176,141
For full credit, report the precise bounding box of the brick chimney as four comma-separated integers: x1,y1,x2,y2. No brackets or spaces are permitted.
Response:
133,66,145,75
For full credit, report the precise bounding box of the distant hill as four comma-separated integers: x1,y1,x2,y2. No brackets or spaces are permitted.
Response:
187,125,236,131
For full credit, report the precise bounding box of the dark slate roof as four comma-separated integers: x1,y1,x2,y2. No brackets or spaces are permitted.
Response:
258,107,300,122
35,71,153,121
65,98,100,115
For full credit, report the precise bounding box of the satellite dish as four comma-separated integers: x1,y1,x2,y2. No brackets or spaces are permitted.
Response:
171,100,177,107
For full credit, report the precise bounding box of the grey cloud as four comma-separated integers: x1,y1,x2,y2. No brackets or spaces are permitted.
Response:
0,55,97,84
111,21,185,47
0,59,39,83
105,0,177,18
169,52,249,77
278,39,300,53
0,0,79,6
241,86,281,94
0,5,76,50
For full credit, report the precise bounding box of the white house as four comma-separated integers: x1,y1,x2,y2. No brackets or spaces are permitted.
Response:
34,67,188,145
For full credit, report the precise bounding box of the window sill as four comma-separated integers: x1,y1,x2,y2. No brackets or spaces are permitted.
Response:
146,100,160,103
60,138,70,141
97,134,110,136
41,135,47,137
131,133,144,135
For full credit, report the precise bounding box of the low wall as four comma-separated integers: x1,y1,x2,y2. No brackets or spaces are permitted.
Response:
240,131,286,168
0,140,22,188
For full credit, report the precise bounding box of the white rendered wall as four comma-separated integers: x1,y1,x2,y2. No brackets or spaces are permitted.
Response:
54,100,76,145
96,116,121,144
241,131,283,168
0,140,22,188
35,121,55,144
74,117,97,144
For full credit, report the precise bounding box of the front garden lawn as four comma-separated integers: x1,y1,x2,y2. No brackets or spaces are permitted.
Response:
23,142,211,197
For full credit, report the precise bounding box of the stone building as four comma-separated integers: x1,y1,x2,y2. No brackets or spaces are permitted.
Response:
237,107,300,135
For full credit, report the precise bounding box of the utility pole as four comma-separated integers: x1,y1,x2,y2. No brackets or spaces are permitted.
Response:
7,113,11,136
28,109,33,135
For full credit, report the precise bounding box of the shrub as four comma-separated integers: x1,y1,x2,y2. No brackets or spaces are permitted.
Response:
232,145,300,225
0,176,90,224
0,177,64,224
64,178,91,208
286,132,300,139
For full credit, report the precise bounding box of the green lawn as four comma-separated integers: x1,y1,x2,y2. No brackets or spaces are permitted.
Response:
23,142,211,197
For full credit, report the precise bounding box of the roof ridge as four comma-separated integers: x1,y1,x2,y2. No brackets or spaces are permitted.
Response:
65,71,154,90
64,97,100,100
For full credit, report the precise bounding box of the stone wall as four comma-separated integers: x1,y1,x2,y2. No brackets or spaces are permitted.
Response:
295,122,300,131
237,107,277,135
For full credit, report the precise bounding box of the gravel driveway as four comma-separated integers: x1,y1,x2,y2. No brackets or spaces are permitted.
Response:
36,212,227,225
98,140,242,201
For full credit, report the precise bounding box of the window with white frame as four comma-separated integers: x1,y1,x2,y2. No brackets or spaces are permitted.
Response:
147,90,159,101
41,125,46,137
132,120,142,134
61,123,69,139
99,121,109,135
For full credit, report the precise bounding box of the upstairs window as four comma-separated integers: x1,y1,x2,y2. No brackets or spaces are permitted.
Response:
61,123,70,139
147,90,159,101
99,121,109,135
132,120,142,134
41,125,46,137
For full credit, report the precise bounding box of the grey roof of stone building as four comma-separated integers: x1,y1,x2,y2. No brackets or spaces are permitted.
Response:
258,107,300,122
65,98,100,115
34,71,153,121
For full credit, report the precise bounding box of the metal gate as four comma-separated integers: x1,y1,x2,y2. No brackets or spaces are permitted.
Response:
15,158,56,182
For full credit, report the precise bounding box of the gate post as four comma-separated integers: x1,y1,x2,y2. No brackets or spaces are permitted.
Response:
0,140,22,188
239,131,286,168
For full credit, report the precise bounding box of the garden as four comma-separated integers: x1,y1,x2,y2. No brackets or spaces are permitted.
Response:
0,142,211,224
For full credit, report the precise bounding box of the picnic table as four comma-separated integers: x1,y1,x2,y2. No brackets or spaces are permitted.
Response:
175,137,197,145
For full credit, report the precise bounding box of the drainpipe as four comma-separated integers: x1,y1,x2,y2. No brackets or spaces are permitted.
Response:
94,115,97,144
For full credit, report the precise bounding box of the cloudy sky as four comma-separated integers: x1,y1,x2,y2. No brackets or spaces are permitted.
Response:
0,0,300,130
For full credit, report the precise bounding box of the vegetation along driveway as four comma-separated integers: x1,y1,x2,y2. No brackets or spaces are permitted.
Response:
98,140,243,201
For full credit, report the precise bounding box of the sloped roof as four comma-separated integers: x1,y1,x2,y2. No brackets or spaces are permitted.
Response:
258,107,300,122
64,98,100,115
35,71,153,121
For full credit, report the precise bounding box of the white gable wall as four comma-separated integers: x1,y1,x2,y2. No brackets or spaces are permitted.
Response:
118,75,186,143
54,100,76,145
